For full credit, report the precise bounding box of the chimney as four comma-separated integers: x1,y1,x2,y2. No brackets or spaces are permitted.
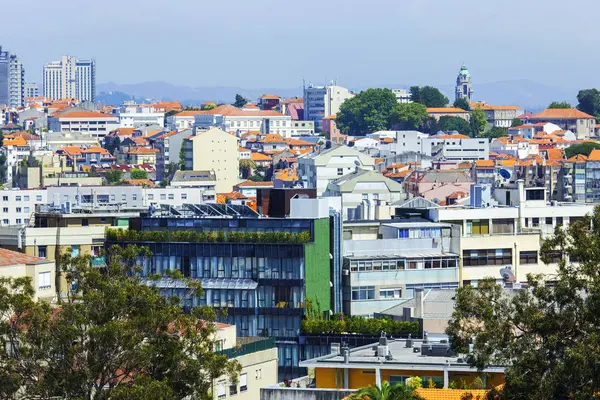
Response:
414,288,424,319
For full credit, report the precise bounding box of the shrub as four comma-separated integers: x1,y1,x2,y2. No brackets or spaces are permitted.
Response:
106,229,313,244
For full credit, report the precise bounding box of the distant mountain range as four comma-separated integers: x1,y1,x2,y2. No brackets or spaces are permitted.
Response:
97,79,579,110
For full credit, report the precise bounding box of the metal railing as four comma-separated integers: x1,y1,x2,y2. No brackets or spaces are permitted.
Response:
217,337,275,359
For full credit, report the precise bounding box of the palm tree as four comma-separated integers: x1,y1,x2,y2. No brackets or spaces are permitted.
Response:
351,381,423,400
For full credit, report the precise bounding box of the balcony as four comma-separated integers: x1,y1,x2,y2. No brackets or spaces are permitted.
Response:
217,336,275,359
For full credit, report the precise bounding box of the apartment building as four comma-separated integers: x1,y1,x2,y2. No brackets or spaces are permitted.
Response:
471,102,522,128
298,145,376,196
155,129,192,181
24,83,38,98
0,189,47,226
304,84,353,132
184,127,239,193
342,219,460,317
426,133,489,161
1,135,30,183
48,109,119,139
193,105,294,138
116,102,165,128
0,248,56,302
212,323,278,400
0,46,25,108
43,55,96,102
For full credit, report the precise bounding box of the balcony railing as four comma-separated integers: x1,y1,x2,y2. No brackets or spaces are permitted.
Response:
217,337,275,359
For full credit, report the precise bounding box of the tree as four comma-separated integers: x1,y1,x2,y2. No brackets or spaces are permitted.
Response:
233,94,248,108
350,381,423,400
409,86,449,108
564,141,600,159
510,118,523,127
0,245,240,400
389,102,430,131
130,168,149,180
469,106,488,137
105,169,124,185
486,126,508,139
239,159,256,179
436,116,471,135
577,88,600,118
336,88,398,135
453,97,471,111
179,145,186,170
447,205,600,399
548,101,572,109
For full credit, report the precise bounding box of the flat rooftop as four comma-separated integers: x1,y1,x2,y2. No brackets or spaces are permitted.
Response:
301,338,505,373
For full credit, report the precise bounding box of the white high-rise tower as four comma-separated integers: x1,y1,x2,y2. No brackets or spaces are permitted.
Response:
43,55,96,102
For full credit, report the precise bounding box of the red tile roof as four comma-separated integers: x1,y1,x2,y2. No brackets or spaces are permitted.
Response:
0,248,49,267
530,108,595,120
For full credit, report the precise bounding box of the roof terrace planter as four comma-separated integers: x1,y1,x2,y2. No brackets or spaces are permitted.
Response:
106,228,311,244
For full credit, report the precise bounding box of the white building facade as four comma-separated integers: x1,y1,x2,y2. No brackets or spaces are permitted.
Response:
117,102,165,128
43,56,96,102
304,84,353,132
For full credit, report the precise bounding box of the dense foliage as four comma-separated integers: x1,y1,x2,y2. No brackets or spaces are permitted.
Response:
104,169,124,185
436,115,471,135
447,206,600,399
130,168,149,180
350,381,423,400
390,103,430,131
577,88,600,119
565,141,600,158
301,314,419,336
336,88,399,135
510,118,523,127
486,126,508,139
469,106,488,137
453,97,471,111
409,86,449,107
548,101,572,109
233,94,248,108
106,228,312,244
0,245,240,400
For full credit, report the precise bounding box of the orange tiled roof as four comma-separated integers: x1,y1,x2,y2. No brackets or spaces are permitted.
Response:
55,109,115,119
588,149,600,161
127,147,159,154
470,102,520,111
546,148,565,161
530,108,595,120
110,127,136,136
274,168,299,182
238,147,250,151
260,133,285,143
0,248,49,267
251,152,273,161
427,107,468,113
2,136,28,146
235,180,274,187
437,134,470,139
567,154,588,162
285,138,315,146
374,158,385,165
509,124,535,130
81,146,111,155
414,388,490,400
259,94,281,100
475,160,495,167
175,110,204,117
196,104,285,117
158,130,180,139
125,179,156,187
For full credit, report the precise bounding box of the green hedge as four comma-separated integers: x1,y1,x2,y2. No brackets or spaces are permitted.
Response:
106,228,311,244
301,314,419,336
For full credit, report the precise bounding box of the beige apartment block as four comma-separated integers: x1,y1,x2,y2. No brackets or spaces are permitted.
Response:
0,248,56,302
184,128,239,193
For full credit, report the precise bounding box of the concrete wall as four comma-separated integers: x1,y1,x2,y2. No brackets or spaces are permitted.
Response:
261,387,356,400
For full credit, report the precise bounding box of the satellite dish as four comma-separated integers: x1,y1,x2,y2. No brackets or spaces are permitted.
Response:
499,268,516,282
499,169,511,180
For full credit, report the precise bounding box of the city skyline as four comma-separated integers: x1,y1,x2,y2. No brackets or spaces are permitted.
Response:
1,0,599,90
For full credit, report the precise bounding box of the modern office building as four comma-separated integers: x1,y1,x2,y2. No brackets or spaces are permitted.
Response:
107,203,336,379
43,56,96,102
24,83,38,98
304,83,353,132
0,46,25,108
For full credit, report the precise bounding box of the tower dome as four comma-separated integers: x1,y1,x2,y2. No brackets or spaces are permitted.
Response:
455,64,473,102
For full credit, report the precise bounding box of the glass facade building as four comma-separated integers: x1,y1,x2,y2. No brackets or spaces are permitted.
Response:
109,209,333,378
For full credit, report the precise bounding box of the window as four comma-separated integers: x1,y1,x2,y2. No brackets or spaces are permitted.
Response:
2,208,7,213
337,168,344,176
160,194,166,200
379,288,402,299
82,218,89,227
97,194,109,203
38,246,47,258
15,196,21,201
351,286,375,300
240,373,247,392
463,249,512,267
132,194,137,201
24,195,30,201
556,217,563,226
532,218,539,228
168,193,174,200
545,217,553,225
217,380,226,400
2,196,8,201
544,251,562,264
38,271,51,290
520,251,538,265
2,219,8,225
121,194,126,201
181,193,187,200
16,208,21,213
16,219,21,224
229,383,237,396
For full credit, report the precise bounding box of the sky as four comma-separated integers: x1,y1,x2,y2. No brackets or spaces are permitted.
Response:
1,0,598,89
